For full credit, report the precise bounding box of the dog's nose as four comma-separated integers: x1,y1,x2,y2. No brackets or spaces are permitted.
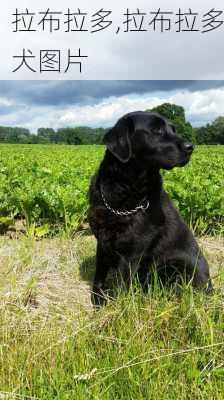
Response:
183,142,194,154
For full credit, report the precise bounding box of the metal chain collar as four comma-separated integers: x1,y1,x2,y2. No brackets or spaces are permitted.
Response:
100,184,150,216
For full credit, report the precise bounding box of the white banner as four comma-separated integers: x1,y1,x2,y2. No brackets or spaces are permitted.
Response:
1,0,224,79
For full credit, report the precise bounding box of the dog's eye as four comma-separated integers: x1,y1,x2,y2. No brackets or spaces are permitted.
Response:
170,124,176,133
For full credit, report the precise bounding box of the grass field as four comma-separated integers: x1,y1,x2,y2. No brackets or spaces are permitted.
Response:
0,233,223,399
0,144,223,399
0,144,223,235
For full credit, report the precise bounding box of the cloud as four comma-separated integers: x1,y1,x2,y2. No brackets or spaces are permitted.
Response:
58,89,224,128
1,85,224,132
59,94,162,126
0,81,224,109
170,88,224,125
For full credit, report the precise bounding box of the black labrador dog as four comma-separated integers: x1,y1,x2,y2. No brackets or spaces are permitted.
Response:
88,111,212,305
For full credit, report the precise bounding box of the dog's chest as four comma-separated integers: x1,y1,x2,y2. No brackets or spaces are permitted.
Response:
108,211,161,257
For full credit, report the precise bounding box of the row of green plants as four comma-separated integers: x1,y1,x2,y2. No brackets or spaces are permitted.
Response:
0,144,223,236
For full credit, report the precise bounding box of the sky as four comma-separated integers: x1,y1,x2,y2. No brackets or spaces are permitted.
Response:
0,80,224,133
1,1,224,132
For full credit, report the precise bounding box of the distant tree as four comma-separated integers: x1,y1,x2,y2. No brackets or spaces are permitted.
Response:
0,126,31,143
0,127,6,142
210,117,224,144
37,128,56,143
17,134,29,144
195,117,224,145
94,128,106,144
55,126,107,145
194,125,212,144
37,136,51,144
57,128,82,144
0,124,107,145
149,103,185,121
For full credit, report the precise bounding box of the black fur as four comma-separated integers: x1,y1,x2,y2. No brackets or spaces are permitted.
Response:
88,111,212,305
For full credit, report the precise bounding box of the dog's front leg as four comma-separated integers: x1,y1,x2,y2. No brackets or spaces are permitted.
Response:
117,254,144,290
92,242,111,306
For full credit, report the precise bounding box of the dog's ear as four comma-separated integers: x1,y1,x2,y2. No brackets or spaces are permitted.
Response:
103,117,133,163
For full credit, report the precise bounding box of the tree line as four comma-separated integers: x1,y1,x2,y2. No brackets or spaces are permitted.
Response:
0,103,223,145
0,126,106,145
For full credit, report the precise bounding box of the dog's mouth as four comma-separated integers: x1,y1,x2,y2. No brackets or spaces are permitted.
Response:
176,158,190,167
177,153,192,167
163,154,191,170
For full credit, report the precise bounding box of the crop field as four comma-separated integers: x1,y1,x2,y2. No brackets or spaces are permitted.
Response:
0,144,223,236
0,144,223,399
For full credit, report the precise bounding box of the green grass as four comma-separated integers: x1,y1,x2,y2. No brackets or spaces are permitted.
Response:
0,234,223,399
0,144,223,398
0,144,223,235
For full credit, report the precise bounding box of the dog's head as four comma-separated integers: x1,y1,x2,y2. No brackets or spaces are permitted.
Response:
103,111,194,170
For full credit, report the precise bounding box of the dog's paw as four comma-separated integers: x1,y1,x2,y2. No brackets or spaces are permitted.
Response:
91,286,107,307
204,279,214,295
